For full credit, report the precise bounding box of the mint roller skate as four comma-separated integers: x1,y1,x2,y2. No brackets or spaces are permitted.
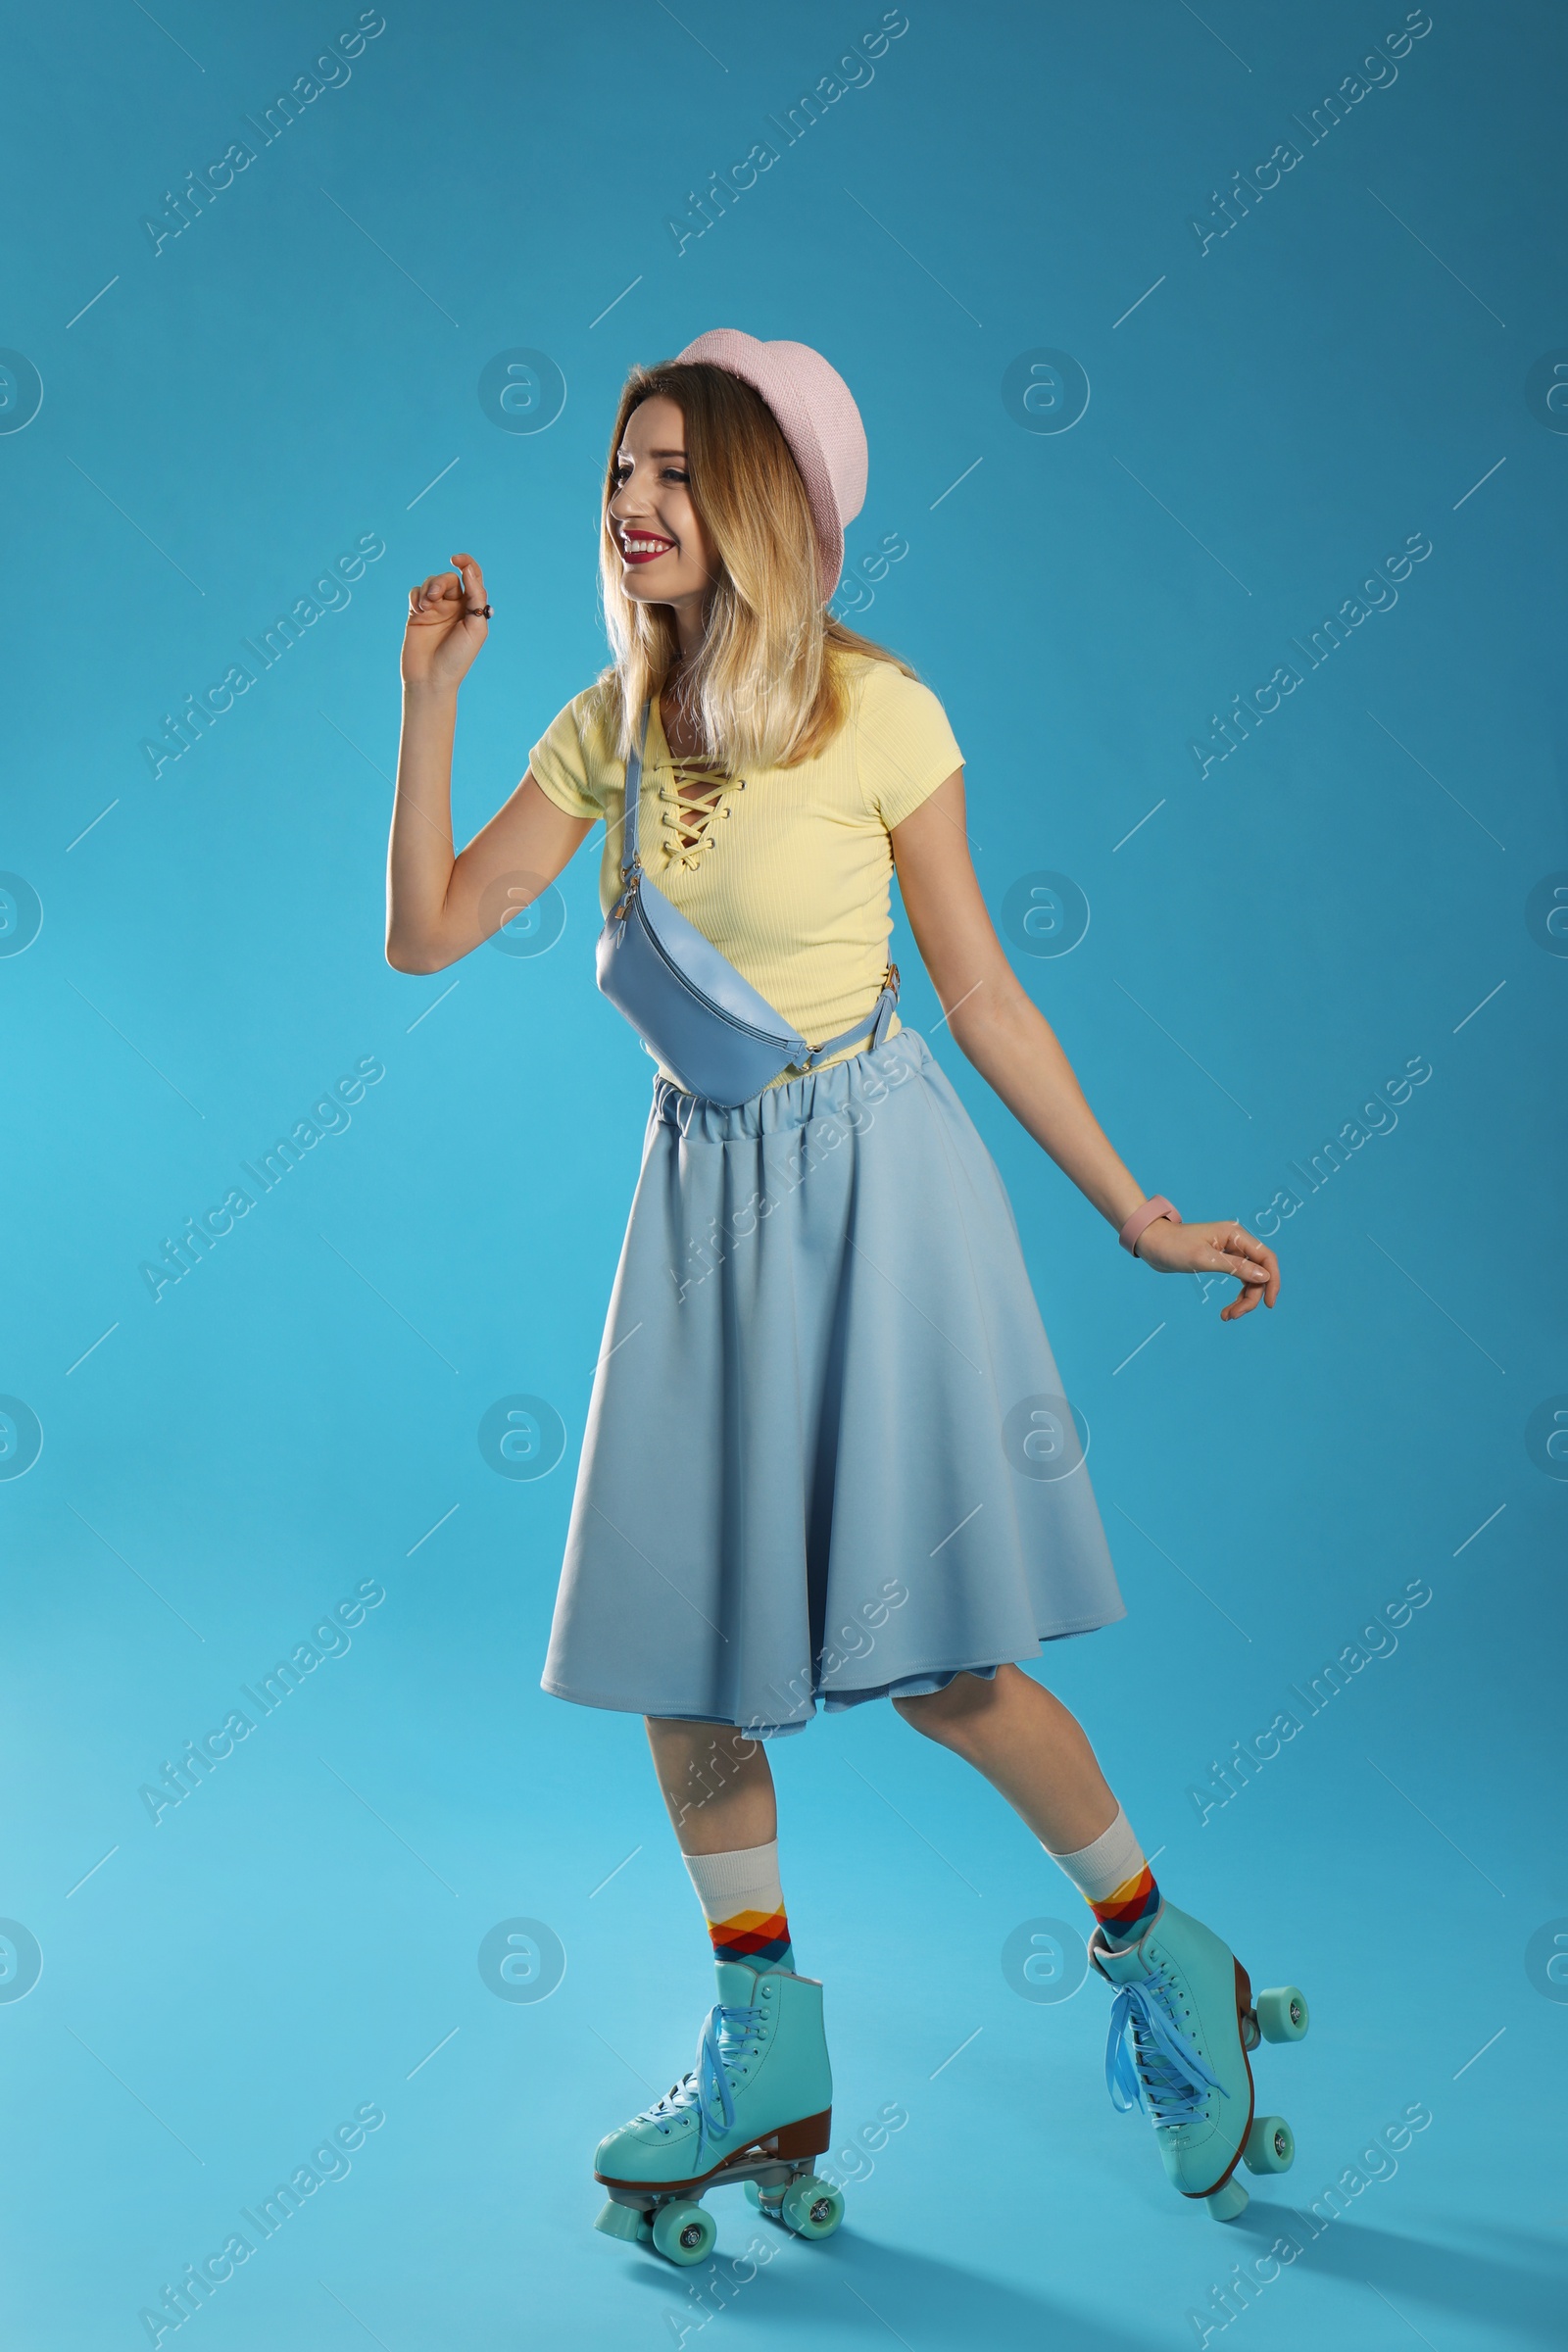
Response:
593,1960,843,2266
1091,1900,1308,2223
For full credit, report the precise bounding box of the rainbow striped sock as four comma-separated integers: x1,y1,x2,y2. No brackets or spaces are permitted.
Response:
1090,1863,1161,1944
1046,1805,1162,1947
682,1839,795,1971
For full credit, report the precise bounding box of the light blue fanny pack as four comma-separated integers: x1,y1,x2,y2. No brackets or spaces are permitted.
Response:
595,699,900,1108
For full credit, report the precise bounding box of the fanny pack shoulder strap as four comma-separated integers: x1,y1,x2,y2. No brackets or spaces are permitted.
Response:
620,699,652,876
797,964,902,1069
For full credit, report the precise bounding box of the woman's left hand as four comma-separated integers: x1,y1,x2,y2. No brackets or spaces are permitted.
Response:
1131,1214,1281,1320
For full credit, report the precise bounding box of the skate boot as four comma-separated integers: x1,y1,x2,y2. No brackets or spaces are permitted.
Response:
1091,1899,1308,2223
592,1959,843,2266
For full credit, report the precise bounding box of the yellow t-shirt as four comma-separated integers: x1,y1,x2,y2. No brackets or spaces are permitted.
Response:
527,652,964,1088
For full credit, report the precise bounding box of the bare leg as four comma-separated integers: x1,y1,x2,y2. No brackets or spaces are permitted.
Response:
645,1716,777,1854
894,1664,1119,1853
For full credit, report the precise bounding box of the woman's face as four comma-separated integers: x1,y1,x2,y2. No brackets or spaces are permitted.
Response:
607,395,715,617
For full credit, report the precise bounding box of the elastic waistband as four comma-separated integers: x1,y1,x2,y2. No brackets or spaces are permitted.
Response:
651,1025,931,1144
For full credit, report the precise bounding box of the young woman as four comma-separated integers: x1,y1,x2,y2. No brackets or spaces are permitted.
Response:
385,330,1305,2267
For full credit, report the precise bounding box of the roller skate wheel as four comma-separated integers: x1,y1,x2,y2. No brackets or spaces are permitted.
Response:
1254,1985,1309,2042
1206,2178,1250,2223
779,2175,845,2239
1243,2114,1296,2175
651,2199,717,2266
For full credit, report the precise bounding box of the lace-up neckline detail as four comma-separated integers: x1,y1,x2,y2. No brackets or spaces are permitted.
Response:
652,695,744,872
660,759,743,869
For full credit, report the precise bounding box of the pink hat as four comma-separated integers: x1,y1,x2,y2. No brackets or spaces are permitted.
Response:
673,328,867,601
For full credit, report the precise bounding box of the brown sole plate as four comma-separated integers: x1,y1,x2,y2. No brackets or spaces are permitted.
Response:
595,2106,833,2195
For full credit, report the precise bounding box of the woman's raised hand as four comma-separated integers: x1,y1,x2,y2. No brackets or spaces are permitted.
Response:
401,551,490,693
1132,1215,1281,1321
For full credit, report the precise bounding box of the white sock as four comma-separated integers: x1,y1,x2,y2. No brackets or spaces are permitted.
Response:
1045,1805,1159,1940
681,1838,794,1967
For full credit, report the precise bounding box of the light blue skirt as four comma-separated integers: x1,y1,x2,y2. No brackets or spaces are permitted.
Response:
542,1027,1124,1737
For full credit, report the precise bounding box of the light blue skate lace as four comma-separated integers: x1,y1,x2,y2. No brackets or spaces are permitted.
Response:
639,2002,764,2167
1105,1967,1227,2128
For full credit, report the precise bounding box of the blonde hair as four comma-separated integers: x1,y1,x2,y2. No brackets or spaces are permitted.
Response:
594,360,916,770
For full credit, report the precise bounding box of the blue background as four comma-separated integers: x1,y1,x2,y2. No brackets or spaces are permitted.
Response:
3,2,1565,2346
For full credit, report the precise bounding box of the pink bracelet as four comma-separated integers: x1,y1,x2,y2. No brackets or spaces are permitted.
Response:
1119,1196,1182,1256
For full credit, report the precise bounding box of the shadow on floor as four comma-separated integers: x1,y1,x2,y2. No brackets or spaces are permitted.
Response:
612,2198,1568,2349
1230,2199,1568,2344
619,2225,1166,2351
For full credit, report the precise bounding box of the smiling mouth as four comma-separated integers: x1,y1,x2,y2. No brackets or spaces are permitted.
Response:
620,533,675,564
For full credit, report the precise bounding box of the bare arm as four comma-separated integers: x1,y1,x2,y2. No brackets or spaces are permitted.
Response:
385,551,595,974
891,770,1279,1320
